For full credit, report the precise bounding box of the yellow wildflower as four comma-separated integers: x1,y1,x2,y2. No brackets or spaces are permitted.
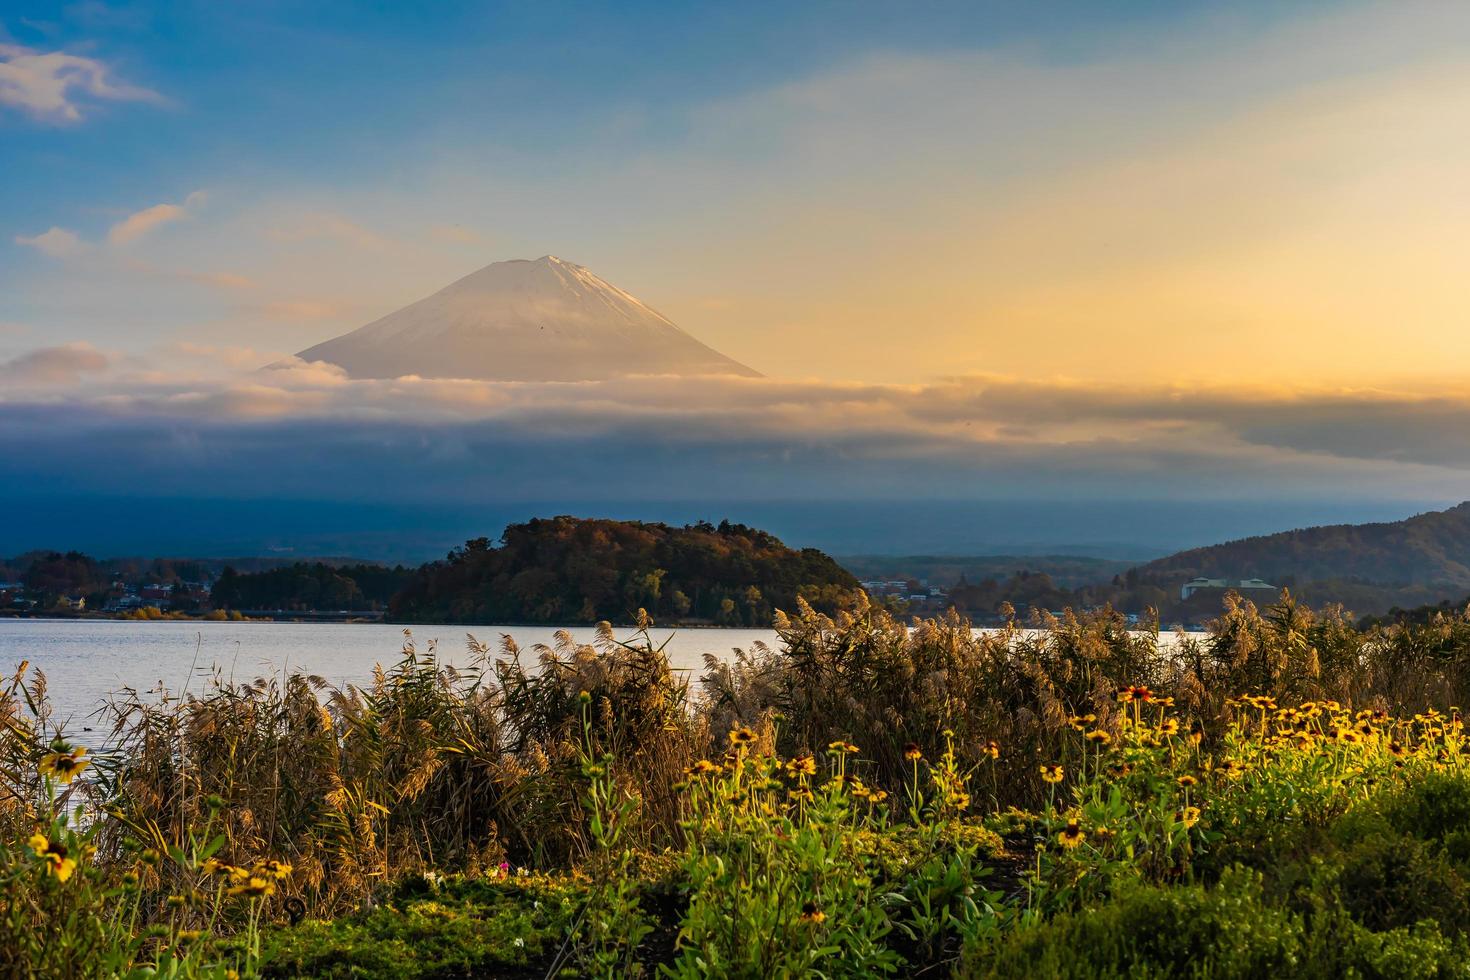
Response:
38,746,90,784
28,834,77,883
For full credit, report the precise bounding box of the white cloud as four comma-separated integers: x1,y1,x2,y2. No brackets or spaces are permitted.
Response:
428,224,483,245
0,342,109,384
14,226,88,258
109,190,207,244
181,269,255,290
109,203,186,244
0,42,161,123
268,212,391,251
8,360,1470,479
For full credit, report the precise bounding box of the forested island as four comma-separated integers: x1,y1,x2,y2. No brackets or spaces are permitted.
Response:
386,517,862,625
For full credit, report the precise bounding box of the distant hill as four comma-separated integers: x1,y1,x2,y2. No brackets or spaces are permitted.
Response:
1135,502,1470,591
389,517,861,626
838,554,1134,590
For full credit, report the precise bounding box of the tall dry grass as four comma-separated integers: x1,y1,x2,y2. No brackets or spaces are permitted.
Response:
5,590,1470,919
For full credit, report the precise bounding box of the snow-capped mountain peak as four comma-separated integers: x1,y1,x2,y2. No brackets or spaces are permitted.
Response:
295,256,758,381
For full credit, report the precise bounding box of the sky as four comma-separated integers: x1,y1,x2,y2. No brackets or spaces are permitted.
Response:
2,0,1469,558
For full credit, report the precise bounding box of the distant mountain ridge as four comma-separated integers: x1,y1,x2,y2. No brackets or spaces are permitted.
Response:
297,255,758,382
1136,502,1470,588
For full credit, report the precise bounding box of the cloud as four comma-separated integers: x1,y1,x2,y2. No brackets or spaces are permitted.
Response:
8,362,1470,484
181,269,255,290
169,342,283,370
16,190,208,265
108,203,185,244
0,342,109,384
0,42,161,122
428,224,484,245
14,226,88,258
109,191,206,244
3,367,1470,554
268,213,391,251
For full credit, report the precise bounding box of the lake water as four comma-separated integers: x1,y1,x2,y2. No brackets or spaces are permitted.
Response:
0,619,780,729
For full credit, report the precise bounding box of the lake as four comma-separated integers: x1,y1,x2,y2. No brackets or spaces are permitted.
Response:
0,618,780,729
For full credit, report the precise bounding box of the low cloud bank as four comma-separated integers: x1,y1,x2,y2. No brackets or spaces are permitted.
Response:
1,355,1468,508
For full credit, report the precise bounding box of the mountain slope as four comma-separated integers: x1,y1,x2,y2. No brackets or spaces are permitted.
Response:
297,255,758,381
1136,502,1470,587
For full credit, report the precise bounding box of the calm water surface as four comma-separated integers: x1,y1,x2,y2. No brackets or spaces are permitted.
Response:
0,619,779,727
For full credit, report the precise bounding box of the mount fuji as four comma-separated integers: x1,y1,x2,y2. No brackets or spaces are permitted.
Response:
295,255,759,381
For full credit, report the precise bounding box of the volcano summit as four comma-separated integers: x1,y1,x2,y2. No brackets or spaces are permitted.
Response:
296,255,759,381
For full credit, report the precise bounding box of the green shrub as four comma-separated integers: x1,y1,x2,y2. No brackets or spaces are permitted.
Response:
1333,833,1470,935
1376,770,1470,863
961,868,1304,979
1298,908,1470,980
256,876,579,979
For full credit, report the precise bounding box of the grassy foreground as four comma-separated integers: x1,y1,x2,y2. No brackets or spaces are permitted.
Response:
7,595,1470,977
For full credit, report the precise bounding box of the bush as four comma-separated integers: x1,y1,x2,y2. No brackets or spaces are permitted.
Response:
962,869,1303,979
1333,833,1470,935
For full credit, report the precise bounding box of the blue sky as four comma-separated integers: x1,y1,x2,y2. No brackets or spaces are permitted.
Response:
7,0,1466,380
3,1,1470,558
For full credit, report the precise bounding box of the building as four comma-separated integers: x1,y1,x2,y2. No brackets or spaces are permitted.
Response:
1180,577,1277,601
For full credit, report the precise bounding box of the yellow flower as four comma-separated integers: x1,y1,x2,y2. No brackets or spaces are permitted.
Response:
1176,774,1198,788
946,790,971,810
1158,719,1180,737
1040,764,1064,784
1188,722,1204,745
1218,759,1247,779
798,900,826,924
28,834,77,883
253,859,292,881
728,727,758,747
826,741,859,755
788,786,814,804
38,746,91,784
785,754,816,778
902,742,923,762
1176,806,1201,829
1085,730,1111,746
982,740,1001,760
1068,713,1097,730
684,759,722,777
1057,820,1086,849
226,876,276,899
